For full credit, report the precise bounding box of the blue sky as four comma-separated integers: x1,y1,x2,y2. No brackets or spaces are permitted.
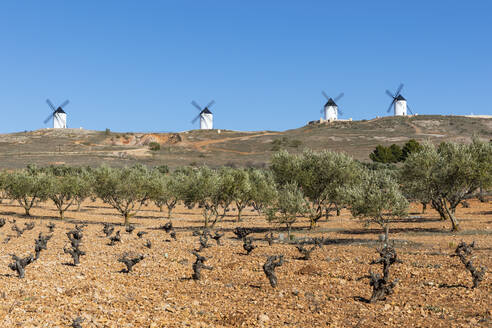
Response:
0,1,490,133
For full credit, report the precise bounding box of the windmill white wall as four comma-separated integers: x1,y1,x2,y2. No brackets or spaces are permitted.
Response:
324,105,338,121
53,111,67,128
200,113,213,129
394,99,407,116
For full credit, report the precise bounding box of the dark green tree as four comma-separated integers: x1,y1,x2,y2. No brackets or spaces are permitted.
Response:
400,139,423,161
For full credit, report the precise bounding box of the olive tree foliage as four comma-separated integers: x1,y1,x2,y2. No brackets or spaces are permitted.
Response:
42,166,93,219
265,182,308,238
73,167,95,211
3,166,51,216
93,165,152,226
400,140,492,231
180,166,232,228
269,150,300,187
343,168,408,241
227,168,253,222
271,149,362,229
0,171,8,204
147,169,184,220
248,169,277,215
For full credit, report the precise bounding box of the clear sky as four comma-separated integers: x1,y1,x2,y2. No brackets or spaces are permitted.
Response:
0,0,490,133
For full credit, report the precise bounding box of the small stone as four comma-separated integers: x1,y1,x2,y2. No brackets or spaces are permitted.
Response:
292,289,299,296
192,300,200,307
258,314,269,323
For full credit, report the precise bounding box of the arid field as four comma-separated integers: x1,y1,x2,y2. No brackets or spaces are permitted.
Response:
0,198,490,327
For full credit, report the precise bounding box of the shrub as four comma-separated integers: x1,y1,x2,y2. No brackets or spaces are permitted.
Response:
149,142,161,151
289,139,302,148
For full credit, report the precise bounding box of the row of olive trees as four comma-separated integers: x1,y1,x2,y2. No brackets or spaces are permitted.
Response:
0,165,93,219
268,138,491,234
0,139,489,232
0,164,278,227
268,149,408,238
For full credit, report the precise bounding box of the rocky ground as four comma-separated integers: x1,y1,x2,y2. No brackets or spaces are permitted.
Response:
0,199,490,327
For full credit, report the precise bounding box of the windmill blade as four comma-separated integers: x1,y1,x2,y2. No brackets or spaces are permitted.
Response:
385,90,395,99
334,92,344,102
46,99,56,111
338,108,344,116
206,100,215,109
321,91,329,100
386,99,395,113
43,112,54,124
59,100,70,108
395,83,404,96
191,101,202,111
407,104,414,115
191,114,201,124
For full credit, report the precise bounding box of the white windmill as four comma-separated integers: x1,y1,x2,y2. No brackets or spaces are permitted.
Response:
191,100,215,130
385,84,413,116
44,99,69,128
321,91,344,121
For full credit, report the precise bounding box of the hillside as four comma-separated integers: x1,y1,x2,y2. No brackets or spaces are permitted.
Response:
0,115,490,169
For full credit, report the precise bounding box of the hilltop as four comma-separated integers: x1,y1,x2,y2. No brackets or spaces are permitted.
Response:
0,115,490,169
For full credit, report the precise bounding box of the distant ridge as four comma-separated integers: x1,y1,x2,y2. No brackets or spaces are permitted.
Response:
0,115,490,170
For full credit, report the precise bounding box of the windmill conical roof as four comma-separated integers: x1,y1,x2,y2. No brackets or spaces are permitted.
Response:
324,98,337,107
201,108,212,114
54,107,66,114
395,95,406,101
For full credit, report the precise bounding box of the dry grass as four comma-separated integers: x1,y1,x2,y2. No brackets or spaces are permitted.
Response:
0,115,490,169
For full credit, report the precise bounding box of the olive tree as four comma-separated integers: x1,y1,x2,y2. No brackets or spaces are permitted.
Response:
298,150,363,228
227,168,253,222
271,149,362,229
343,169,408,242
44,170,92,220
3,167,51,216
400,140,492,231
249,169,277,215
265,182,308,238
270,150,300,187
93,165,151,226
181,166,231,228
148,169,183,220
0,170,8,204
73,167,95,211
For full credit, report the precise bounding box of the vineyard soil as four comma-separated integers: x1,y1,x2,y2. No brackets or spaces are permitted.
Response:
0,199,490,327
